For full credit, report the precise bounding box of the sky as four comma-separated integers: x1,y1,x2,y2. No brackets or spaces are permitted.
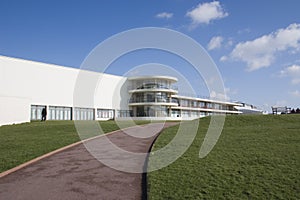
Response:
1,0,300,112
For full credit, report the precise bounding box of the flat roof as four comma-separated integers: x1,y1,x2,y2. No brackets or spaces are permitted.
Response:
127,75,178,82
173,95,242,106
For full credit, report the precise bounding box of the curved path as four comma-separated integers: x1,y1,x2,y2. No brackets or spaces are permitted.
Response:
0,122,178,200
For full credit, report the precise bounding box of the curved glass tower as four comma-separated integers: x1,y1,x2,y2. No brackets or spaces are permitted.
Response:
128,76,178,117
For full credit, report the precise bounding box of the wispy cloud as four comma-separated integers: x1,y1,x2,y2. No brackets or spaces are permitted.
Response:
229,23,300,71
186,1,228,28
155,12,173,19
280,64,300,84
290,90,300,97
207,36,224,50
220,55,228,62
209,87,236,101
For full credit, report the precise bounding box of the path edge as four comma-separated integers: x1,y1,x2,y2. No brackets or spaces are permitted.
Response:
0,124,146,178
141,122,179,200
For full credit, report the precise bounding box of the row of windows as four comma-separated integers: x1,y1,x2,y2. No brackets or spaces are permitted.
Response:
116,110,131,117
177,99,233,110
73,107,94,120
130,80,172,90
97,109,114,119
134,106,168,117
49,106,72,120
172,110,224,118
31,105,46,120
31,105,117,121
130,92,171,103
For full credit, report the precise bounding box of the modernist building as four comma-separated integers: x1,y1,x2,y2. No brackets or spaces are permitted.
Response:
0,55,244,126
128,76,241,118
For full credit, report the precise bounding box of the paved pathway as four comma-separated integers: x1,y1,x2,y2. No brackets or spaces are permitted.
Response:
0,122,178,200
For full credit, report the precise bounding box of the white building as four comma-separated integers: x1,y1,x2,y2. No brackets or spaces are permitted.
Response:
0,55,245,126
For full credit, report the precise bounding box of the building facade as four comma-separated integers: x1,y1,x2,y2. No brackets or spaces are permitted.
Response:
1,55,244,126
127,76,241,119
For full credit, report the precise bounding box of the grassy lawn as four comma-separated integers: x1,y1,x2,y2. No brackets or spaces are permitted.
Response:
148,115,300,199
0,120,148,173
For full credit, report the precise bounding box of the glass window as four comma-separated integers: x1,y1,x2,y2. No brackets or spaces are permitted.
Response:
31,105,46,120
200,102,206,108
97,109,114,119
207,103,213,108
48,106,72,120
73,107,94,120
117,110,131,117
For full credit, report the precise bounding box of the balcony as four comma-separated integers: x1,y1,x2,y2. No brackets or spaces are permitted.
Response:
128,97,178,106
128,83,178,91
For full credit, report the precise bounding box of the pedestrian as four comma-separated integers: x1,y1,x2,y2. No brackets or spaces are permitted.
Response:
41,107,47,121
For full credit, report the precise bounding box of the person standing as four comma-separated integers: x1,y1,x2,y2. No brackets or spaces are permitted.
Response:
41,107,47,121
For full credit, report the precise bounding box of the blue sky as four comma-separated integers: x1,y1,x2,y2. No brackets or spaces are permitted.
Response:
1,0,300,111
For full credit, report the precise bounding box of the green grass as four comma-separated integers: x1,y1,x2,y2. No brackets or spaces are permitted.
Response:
148,115,300,199
0,120,149,173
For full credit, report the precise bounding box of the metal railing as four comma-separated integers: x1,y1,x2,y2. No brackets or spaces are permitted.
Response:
129,97,178,104
128,84,178,91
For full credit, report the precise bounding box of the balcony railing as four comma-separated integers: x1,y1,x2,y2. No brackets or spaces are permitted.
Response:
129,97,178,104
128,84,178,91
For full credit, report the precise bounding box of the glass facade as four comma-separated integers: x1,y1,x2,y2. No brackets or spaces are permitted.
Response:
97,109,114,119
135,106,168,117
130,79,173,90
31,105,46,120
128,77,180,118
117,110,132,117
49,106,72,120
179,99,188,107
127,76,240,118
130,92,170,103
73,107,94,120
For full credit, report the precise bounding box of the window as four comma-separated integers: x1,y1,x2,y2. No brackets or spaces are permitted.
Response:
180,99,188,107
117,110,131,117
214,103,221,110
97,109,114,119
181,110,190,117
49,106,72,120
31,105,46,120
200,102,206,108
73,107,94,120
192,101,198,107
207,103,213,108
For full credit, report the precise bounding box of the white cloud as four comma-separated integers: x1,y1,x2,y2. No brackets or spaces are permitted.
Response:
210,90,229,101
226,39,233,47
230,23,300,71
156,12,173,19
186,1,228,27
220,55,228,62
209,87,235,101
207,36,224,50
280,64,300,84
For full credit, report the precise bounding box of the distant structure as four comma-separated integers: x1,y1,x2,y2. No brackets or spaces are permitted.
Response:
233,102,263,114
271,106,291,115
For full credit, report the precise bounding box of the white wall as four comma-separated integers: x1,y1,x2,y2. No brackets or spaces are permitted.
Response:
0,96,31,126
0,55,129,126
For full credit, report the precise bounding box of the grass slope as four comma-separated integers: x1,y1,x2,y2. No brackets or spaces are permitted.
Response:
0,120,148,173
148,115,300,199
